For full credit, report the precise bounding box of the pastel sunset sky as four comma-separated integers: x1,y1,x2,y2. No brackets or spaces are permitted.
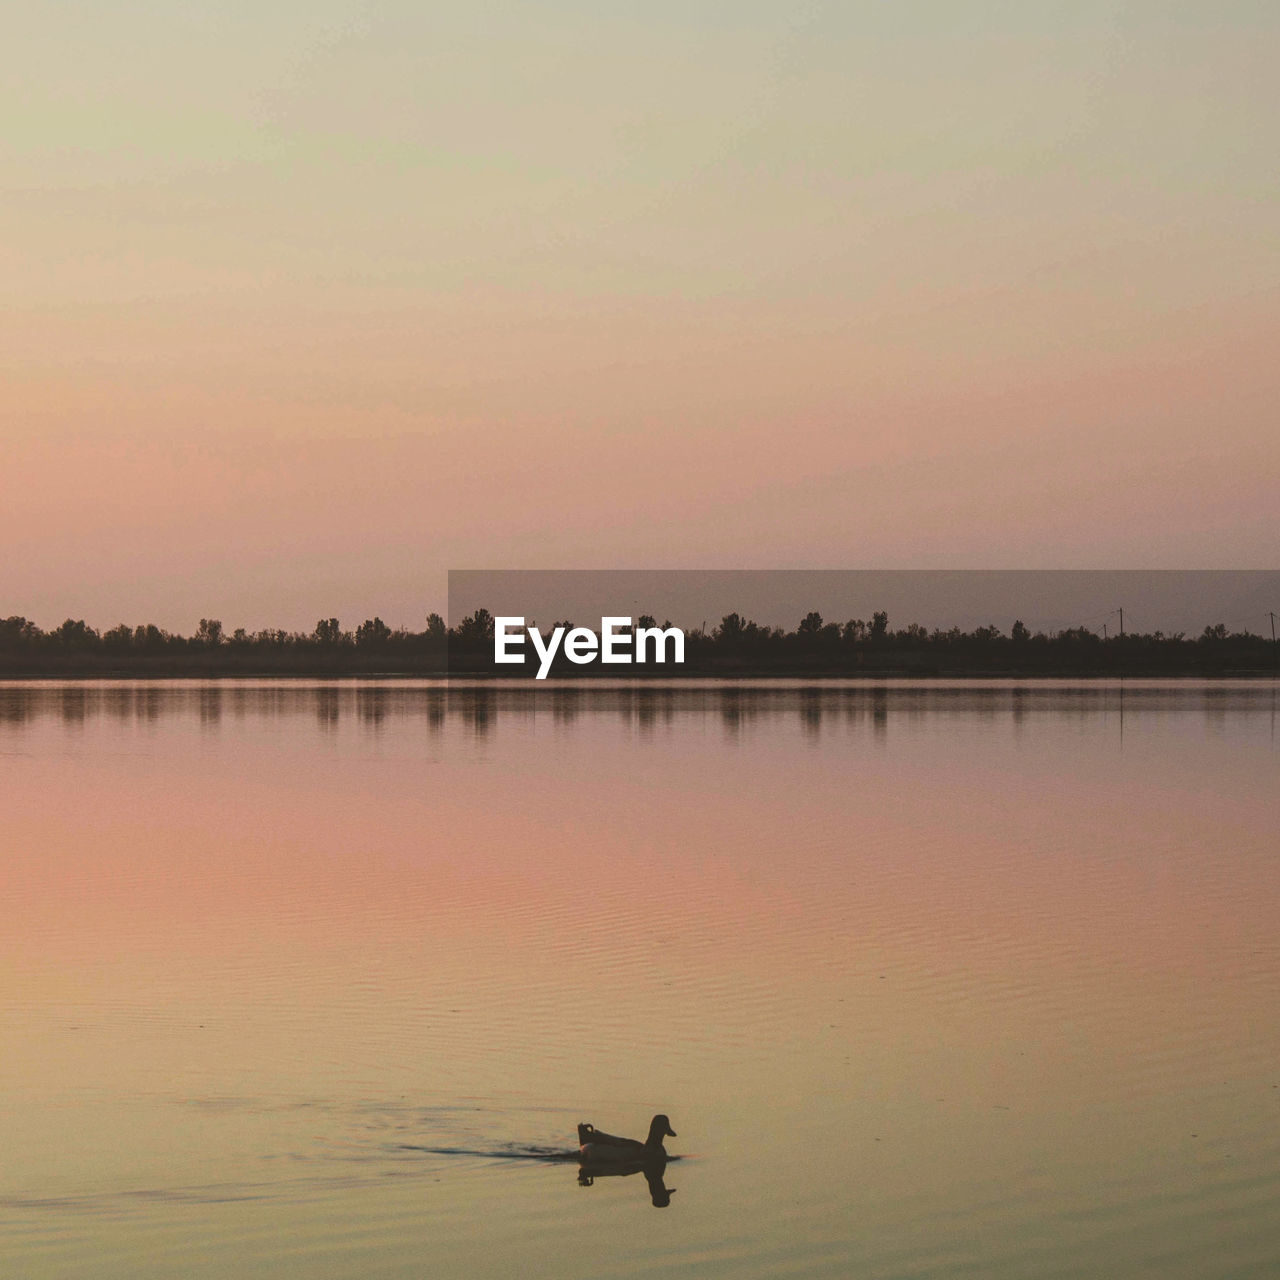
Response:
4,2,1277,630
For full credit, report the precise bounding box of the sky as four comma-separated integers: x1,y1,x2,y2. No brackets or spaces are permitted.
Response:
3,1,1277,632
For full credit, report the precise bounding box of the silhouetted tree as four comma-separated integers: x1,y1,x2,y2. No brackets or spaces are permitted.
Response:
196,618,224,646
716,612,745,641
1011,619,1030,642
134,624,167,648
455,609,495,642
314,617,342,644
797,611,824,635
55,619,98,647
869,611,888,642
0,616,42,643
355,617,392,647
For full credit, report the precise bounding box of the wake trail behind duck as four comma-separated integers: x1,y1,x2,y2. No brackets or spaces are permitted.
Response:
393,1143,581,1162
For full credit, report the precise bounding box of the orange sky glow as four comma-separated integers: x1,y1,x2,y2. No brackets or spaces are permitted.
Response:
3,3,1277,630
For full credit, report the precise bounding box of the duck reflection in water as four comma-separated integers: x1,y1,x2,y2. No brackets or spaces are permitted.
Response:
576,1115,678,1208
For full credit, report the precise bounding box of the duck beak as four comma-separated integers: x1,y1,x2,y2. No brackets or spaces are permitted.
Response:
666,1123,677,1137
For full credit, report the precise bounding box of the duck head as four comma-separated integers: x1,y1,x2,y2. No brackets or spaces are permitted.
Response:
646,1114,677,1148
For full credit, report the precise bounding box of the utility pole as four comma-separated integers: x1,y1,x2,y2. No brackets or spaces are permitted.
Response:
1270,610,1277,665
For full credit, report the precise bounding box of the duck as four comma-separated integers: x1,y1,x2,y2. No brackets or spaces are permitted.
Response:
577,1114,676,1164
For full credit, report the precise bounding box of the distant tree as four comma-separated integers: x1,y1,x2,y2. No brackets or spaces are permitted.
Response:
797,611,824,635
232,628,248,644
716,612,745,641
0,616,42,644
313,617,342,644
1011,619,1030,643
196,618,224,646
637,614,657,631
424,612,446,641
869,611,888,642
134,624,167,648
102,624,133,647
973,624,1003,642
55,619,98,647
842,619,867,643
455,609,495,642
355,617,392,647
1201,622,1228,642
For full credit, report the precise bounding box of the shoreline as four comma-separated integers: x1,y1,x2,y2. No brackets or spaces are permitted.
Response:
2,667,1276,682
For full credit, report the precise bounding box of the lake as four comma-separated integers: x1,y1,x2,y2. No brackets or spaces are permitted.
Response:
2,680,1278,1279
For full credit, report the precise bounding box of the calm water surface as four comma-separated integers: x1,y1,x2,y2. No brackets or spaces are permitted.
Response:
2,680,1278,1278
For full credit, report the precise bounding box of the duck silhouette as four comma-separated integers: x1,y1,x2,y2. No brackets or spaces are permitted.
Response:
577,1114,676,1164
576,1115,678,1208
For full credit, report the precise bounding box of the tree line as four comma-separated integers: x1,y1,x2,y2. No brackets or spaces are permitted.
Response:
0,608,1275,676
